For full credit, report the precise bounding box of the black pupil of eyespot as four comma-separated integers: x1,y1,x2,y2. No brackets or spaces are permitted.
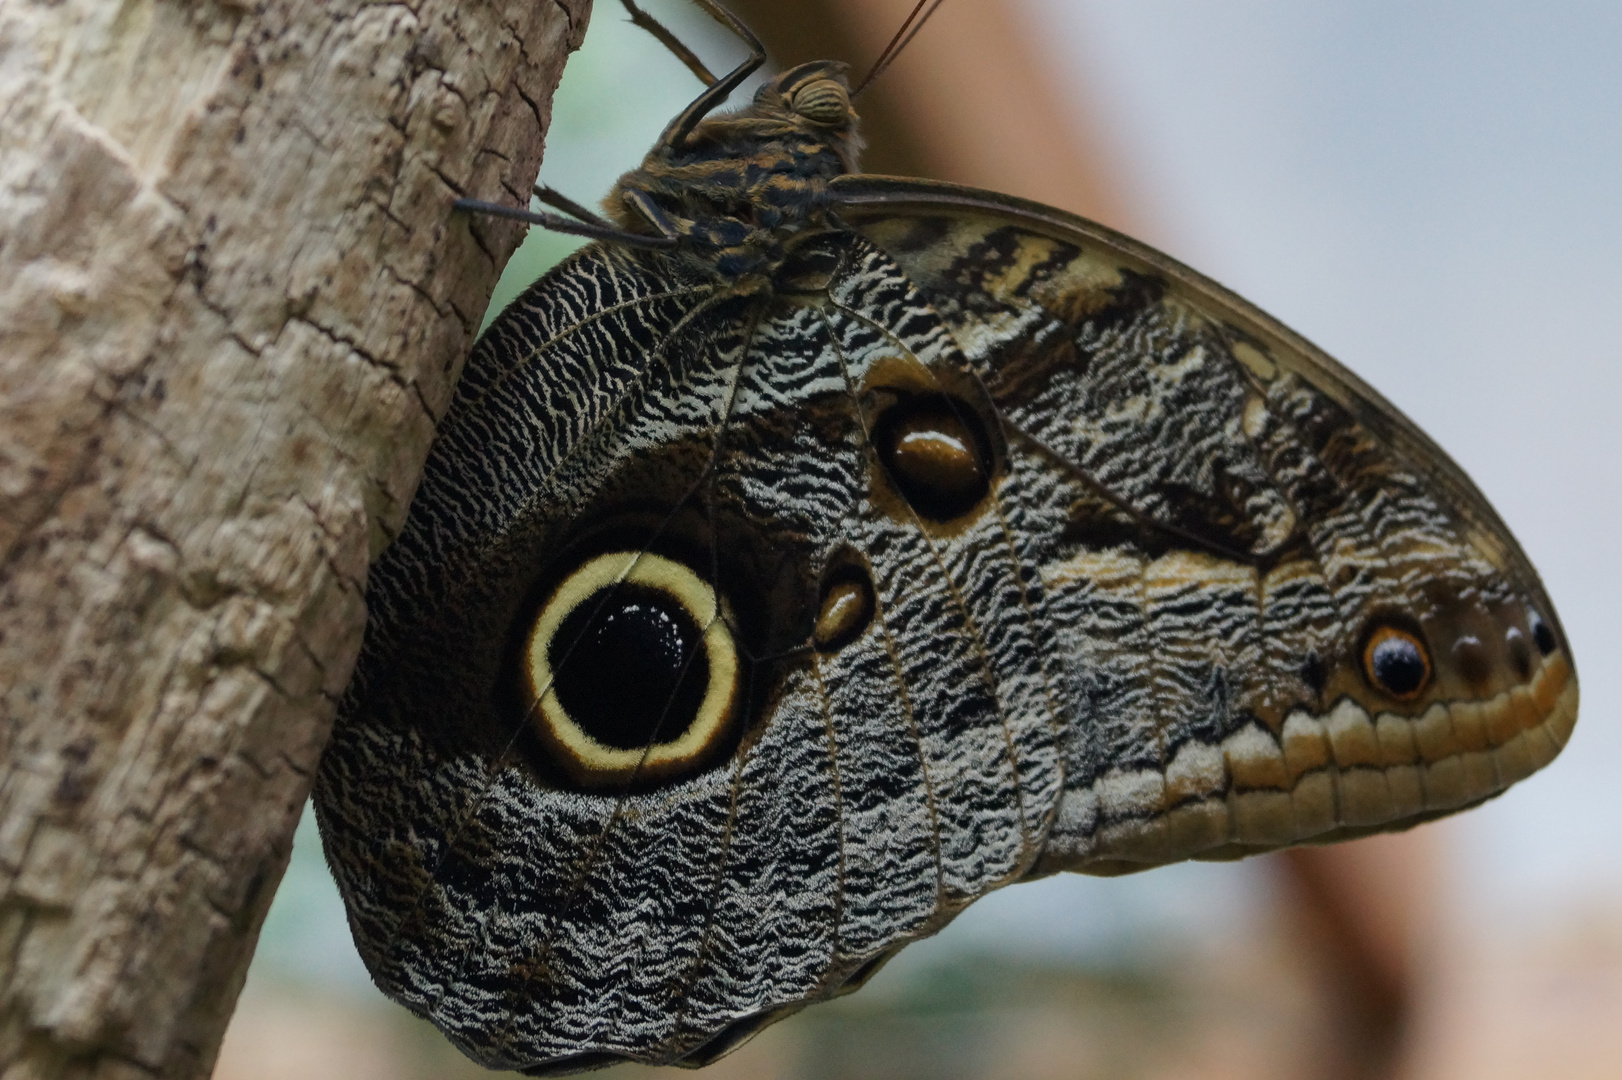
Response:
1371,634,1426,696
1530,613,1556,655
550,585,709,751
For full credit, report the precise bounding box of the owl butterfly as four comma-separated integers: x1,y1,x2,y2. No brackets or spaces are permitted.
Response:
312,0,1578,1072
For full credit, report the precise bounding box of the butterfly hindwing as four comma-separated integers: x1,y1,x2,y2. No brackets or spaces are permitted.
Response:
319,230,1076,1068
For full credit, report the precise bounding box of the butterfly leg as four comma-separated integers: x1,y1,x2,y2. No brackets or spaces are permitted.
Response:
642,0,766,151
618,0,718,85
451,198,677,250
532,184,614,230
620,188,685,240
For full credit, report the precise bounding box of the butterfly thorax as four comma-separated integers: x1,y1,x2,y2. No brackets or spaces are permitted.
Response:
605,60,862,285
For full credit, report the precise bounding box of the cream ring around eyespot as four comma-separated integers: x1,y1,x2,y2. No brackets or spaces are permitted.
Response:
522,551,740,783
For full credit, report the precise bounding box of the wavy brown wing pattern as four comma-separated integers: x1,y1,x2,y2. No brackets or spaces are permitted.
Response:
830,174,1576,869
313,184,1575,1073
834,177,1577,874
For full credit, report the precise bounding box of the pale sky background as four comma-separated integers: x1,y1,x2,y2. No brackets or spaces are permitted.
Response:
1046,0,1622,920
254,0,1622,999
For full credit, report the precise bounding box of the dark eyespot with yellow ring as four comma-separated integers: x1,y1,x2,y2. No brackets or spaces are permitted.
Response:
520,551,739,788
1361,623,1432,701
790,79,851,126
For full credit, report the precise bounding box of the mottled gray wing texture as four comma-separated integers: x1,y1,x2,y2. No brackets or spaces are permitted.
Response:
314,182,1575,1073
830,177,1573,873
316,234,1063,1072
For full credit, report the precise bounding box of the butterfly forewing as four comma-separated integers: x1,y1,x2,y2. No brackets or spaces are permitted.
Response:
836,186,1575,871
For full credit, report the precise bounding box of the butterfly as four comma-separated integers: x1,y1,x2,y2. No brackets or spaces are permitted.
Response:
311,0,1578,1072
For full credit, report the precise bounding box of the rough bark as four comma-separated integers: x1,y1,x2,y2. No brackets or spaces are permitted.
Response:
0,0,588,1075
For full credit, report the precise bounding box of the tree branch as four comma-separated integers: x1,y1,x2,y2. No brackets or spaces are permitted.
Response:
0,0,589,1075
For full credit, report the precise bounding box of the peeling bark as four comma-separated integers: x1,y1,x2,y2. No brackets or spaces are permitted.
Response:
0,0,588,1075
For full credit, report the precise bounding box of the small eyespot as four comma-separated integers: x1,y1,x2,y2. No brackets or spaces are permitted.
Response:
813,565,875,652
1529,609,1557,655
872,393,993,521
1504,625,1533,680
1451,634,1491,686
1362,623,1431,701
520,551,739,788
790,78,851,126
1299,649,1327,697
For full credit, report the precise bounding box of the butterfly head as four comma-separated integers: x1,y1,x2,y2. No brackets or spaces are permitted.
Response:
605,61,864,282
748,60,864,170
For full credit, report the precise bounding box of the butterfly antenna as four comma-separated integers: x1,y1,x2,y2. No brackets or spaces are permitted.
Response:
853,0,947,98
621,0,718,86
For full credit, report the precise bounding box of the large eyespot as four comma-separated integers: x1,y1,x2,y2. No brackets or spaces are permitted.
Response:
1362,623,1432,701
790,78,851,126
520,551,739,788
872,393,993,521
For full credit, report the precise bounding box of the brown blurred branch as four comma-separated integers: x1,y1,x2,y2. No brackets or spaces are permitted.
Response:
726,0,1137,231
0,0,587,1076
1279,835,1440,1080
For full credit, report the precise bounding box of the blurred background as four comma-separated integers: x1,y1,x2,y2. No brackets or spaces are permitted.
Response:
214,3,1622,1078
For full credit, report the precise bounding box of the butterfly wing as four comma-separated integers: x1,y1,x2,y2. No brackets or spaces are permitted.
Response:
314,179,1576,1073
315,235,1066,1071
830,174,1576,873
